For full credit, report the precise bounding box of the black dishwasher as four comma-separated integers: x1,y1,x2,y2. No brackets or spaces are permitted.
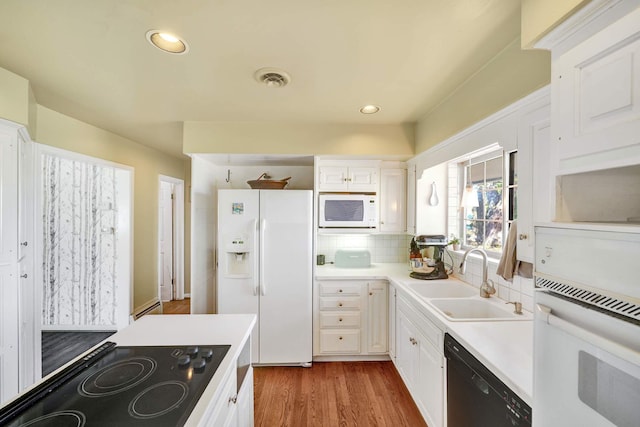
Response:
445,333,531,427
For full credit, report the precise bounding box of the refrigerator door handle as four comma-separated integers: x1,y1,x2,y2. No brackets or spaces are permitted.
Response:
253,219,259,296
260,218,266,296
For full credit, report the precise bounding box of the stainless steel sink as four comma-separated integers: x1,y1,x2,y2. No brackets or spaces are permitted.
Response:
406,280,477,299
428,298,530,322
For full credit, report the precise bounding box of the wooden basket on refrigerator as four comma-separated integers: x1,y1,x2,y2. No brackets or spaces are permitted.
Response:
247,173,291,189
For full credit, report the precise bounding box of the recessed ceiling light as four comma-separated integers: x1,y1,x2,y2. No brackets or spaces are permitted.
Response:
254,68,291,88
360,105,380,114
146,30,189,55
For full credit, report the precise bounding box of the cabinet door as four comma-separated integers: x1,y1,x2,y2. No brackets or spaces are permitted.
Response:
395,309,416,387
0,264,19,404
0,129,17,264
367,282,388,353
379,169,406,233
348,167,379,192
237,368,254,427
517,102,551,263
416,336,444,427
318,166,348,191
552,7,640,174
406,164,416,235
388,285,396,359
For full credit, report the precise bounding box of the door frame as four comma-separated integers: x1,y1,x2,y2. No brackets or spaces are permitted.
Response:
158,175,185,301
34,143,134,375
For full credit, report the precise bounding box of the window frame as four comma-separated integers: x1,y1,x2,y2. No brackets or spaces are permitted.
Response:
454,148,516,258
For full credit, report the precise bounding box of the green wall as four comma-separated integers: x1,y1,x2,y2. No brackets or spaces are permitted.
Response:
415,38,551,154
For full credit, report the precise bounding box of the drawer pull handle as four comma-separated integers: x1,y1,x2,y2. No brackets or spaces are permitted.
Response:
409,337,417,346
338,302,343,307
518,233,528,240
338,289,343,293
338,318,343,322
339,336,343,340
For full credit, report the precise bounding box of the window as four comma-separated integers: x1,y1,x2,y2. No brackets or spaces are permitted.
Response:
457,149,516,255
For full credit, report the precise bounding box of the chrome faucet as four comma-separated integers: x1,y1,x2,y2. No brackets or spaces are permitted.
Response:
459,247,496,298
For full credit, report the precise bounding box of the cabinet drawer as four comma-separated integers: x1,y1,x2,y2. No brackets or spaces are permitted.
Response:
319,296,361,311
319,312,361,328
319,329,360,353
319,282,362,296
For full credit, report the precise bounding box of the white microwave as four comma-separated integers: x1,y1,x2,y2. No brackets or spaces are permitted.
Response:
318,194,378,229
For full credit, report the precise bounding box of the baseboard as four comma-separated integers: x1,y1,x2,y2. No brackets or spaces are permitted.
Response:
132,298,162,320
312,354,391,362
184,293,191,298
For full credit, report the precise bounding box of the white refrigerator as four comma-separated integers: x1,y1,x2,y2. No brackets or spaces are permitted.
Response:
217,189,313,365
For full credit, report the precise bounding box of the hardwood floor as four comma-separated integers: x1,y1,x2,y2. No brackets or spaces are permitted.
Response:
254,361,427,427
41,331,115,376
162,298,191,314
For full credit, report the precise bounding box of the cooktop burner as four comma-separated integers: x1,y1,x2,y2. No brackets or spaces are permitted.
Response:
2,343,230,427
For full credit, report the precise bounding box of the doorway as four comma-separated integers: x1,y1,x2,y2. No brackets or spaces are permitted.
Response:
158,175,186,311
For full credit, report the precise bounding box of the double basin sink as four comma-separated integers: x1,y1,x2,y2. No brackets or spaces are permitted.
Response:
405,280,529,321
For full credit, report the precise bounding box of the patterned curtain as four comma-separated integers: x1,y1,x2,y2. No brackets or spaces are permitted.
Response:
42,154,119,327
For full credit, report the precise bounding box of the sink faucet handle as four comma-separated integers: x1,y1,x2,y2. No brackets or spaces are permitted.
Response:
506,301,523,315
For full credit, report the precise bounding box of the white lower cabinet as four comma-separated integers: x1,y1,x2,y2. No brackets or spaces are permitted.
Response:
236,368,254,427
314,280,388,356
203,365,254,427
388,283,397,359
395,296,444,427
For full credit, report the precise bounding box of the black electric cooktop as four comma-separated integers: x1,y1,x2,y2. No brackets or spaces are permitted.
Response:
1,343,230,427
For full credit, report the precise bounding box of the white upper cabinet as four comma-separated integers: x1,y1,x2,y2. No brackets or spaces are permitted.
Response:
0,125,18,264
406,164,416,235
547,4,640,174
379,168,406,233
516,95,551,263
318,166,378,192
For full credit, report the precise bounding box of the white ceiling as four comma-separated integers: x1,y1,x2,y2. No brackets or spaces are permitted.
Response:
0,0,521,159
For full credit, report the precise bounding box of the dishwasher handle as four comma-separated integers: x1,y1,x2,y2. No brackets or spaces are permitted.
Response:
471,373,490,395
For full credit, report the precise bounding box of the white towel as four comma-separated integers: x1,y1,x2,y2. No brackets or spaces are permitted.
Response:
496,221,533,281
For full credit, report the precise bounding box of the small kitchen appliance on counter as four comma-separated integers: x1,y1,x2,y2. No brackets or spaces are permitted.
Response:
334,249,371,268
410,235,448,280
0,343,230,426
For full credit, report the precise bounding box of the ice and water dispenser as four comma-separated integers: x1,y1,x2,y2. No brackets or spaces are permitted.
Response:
222,235,253,278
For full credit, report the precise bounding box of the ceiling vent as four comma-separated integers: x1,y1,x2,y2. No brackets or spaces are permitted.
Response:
254,68,291,88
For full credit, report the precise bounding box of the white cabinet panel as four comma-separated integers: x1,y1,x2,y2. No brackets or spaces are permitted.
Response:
315,280,388,356
367,282,388,353
379,169,406,233
348,167,379,192
319,329,361,353
396,296,444,427
517,99,551,263
318,166,378,192
0,129,17,264
551,7,640,173
0,264,19,405
406,164,416,235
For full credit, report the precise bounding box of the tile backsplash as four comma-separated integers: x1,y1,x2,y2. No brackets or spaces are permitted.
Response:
317,234,413,264
317,234,534,313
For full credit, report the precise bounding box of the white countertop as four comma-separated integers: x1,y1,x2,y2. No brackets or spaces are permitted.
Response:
315,263,534,406
110,314,256,426
3,314,256,426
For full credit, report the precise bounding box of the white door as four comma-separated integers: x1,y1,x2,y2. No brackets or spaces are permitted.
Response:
259,190,312,364
0,127,19,404
160,181,174,302
217,190,260,362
